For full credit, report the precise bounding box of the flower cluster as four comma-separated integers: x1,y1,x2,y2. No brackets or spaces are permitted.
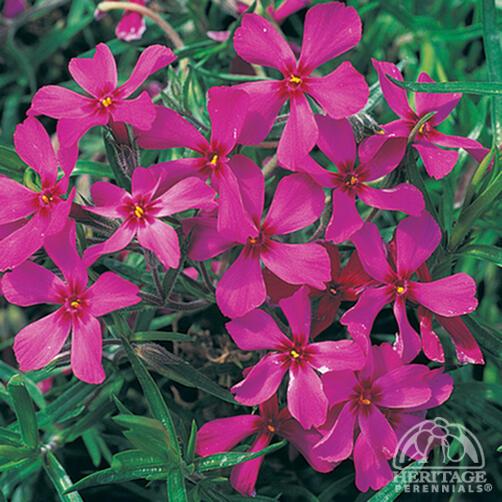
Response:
0,1,488,497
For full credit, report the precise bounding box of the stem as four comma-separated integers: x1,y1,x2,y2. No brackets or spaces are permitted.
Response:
97,1,184,49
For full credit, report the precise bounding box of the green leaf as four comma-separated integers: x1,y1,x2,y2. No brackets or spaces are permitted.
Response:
7,375,38,449
131,331,193,342
0,145,27,182
167,469,189,502
195,441,286,473
43,452,84,502
458,244,502,267
388,77,502,96
73,160,113,178
136,343,236,404
464,316,502,361
185,420,198,464
368,461,426,502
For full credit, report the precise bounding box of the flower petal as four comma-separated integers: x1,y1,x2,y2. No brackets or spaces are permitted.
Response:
279,286,311,346
235,81,286,145
264,174,324,235
87,272,140,317
216,251,266,318
230,433,271,498
394,212,441,278
325,189,363,244
321,370,358,405
413,140,459,179
208,86,249,154
2,261,63,306
314,401,356,461
358,404,397,458
287,362,328,428
350,221,393,282
155,177,215,217
353,433,394,492
307,62,368,119
417,307,445,363
309,340,365,373
261,241,331,290
137,219,180,270
298,2,361,73
68,43,117,98
14,309,71,371
111,91,156,131
372,59,413,119
233,14,296,72
415,73,461,126
117,45,175,98
14,117,58,186
135,105,208,152
196,415,262,456
278,93,318,167
90,181,127,213
358,183,425,216
316,116,356,167
30,86,96,119
0,176,35,225
71,315,105,384
409,274,478,317
56,113,109,148
226,309,290,351
393,297,422,363
83,223,136,267
116,10,146,42
232,353,288,405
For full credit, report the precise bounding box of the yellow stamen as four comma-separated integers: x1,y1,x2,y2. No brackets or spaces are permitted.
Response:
360,397,371,406
349,175,358,185
248,237,258,245
101,96,113,108
376,128,386,135
267,424,276,433
396,285,405,295
41,194,53,204
209,154,219,165
418,123,426,135
70,300,81,309
134,205,145,218
290,349,300,359
289,74,302,85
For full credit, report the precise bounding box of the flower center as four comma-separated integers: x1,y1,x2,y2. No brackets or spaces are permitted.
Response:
70,299,81,309
266,423,276,433
209,154,219,165
290,349,301,359
395,282,407,296
289,74,302,85
345,174,359,187
359,394,371,406
41,194,54,205
101,96,113,108
133,205,145,218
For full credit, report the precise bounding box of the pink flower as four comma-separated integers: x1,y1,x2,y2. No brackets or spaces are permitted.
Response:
341,212,478,362
315,343,453,492
1,220,141,384
0,117,75,272
136,86,257,241
361,59,488,179
3,0,26,18
233,2,368,165
29,43,175,161
264,243,373,337
112,0,147,42
298,116,424,243
185,166,331,318
83,167,215,269
268,0,310,23
227,287,364,428
416,265,484,365
196,396,335,497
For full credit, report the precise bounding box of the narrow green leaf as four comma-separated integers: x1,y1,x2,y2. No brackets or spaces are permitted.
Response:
458,244,502,267
43,452,84,502
195,441,286,473
167,468,189,502
0,145,26,182
131,331,193,342
7,375,38,449
388,77,502,96
73,160,113,178
185,420,198,465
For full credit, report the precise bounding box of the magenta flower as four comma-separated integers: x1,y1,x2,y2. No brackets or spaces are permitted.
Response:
415,265,484,365
314,343,453,492
196,396,335,497
110,0,147,42
233,1,368,165
83,167,215,269
268,0,310,23
299,116,424,243
0,117,75,271
227,287,364,428
29,43,175,158
3,0,26,18
185,167,331,318
361,59,488,179
1,221,141,384
136,86,258,241
341,212,478,362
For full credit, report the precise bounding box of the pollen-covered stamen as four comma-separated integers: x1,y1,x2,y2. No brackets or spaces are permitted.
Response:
290,349,301,359
209,154,219,165
70,299,81,309
101,96,113,108
359,394,371,406
41,194,53,205
133,205,145,218
395,282,407,296
266,423,276,433
345,175,359,187
289,74,302,85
